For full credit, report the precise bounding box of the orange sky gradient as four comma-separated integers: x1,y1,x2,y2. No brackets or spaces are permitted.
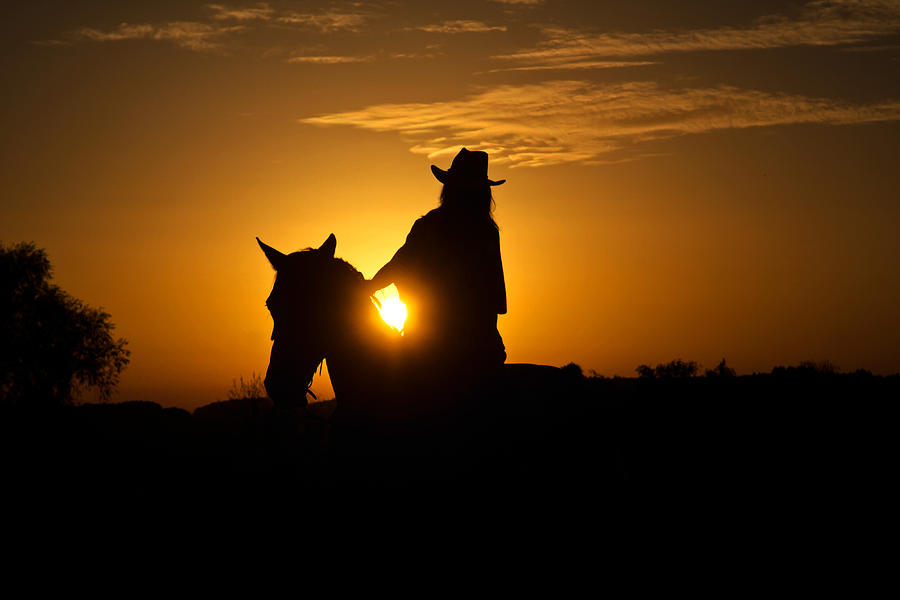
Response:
2,1,899,408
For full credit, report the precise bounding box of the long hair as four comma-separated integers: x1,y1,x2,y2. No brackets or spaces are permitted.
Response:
439,184,498,230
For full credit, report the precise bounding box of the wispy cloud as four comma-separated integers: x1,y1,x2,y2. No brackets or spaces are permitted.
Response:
496,0,900,68
412,20,507,34
72,21,245,51
208,3,274,21
301,79,900,167
50,2,376,52
390,49,442,60
276,10,370,32
30,39,71,46
207,2,372,32
486,60,658,73
286,54,374,64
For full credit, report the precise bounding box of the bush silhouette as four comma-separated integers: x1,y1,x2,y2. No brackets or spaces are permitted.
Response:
560,362,584,379
227,372,266,401
636,358,700,379
635,364,655,379
1,242,129,408
771,361,838,377
705,358,736,378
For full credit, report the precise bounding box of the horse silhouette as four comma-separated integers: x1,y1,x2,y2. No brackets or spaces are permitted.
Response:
256,233,573,446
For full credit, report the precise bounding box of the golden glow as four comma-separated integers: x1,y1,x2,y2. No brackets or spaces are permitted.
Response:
374,284,407,332
4,1,899,410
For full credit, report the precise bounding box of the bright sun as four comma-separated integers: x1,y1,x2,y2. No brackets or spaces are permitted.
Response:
373,285,407,332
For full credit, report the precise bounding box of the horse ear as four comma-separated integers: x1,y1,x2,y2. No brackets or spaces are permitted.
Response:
257,237,286,270
318,233,336,258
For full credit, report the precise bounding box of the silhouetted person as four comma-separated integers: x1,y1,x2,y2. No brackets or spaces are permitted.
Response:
368,148,507,384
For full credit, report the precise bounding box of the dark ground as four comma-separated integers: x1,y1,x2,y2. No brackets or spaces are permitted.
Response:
2,371,895,536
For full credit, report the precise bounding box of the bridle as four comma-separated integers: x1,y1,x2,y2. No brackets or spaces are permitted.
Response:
268,299,326,403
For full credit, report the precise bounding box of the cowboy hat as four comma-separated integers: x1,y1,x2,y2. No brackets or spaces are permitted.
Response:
431,147,506,187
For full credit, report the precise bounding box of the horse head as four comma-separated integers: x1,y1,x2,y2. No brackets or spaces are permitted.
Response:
257,233,365,408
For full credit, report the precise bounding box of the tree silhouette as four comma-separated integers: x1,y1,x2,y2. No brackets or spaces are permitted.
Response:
1,242,129,408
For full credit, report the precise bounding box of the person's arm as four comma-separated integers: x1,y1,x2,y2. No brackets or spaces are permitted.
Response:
369,256,400,292
367,219,423,294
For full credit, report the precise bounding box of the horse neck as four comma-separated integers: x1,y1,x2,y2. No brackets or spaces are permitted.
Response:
324,290,396,400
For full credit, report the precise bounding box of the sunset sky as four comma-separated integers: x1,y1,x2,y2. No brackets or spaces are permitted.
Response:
3,0,899,408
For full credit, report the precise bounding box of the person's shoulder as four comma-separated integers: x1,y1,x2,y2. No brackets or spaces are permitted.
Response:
420,207,443,223
405,210,438,241
411,208,443,231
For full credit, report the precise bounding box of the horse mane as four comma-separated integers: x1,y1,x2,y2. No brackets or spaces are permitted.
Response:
328,256,365,293
292,247,365,298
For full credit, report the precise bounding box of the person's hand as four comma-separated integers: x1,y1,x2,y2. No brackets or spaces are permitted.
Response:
365,279,383,296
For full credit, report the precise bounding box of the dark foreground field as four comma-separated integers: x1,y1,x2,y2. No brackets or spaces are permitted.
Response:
2,370,896,528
